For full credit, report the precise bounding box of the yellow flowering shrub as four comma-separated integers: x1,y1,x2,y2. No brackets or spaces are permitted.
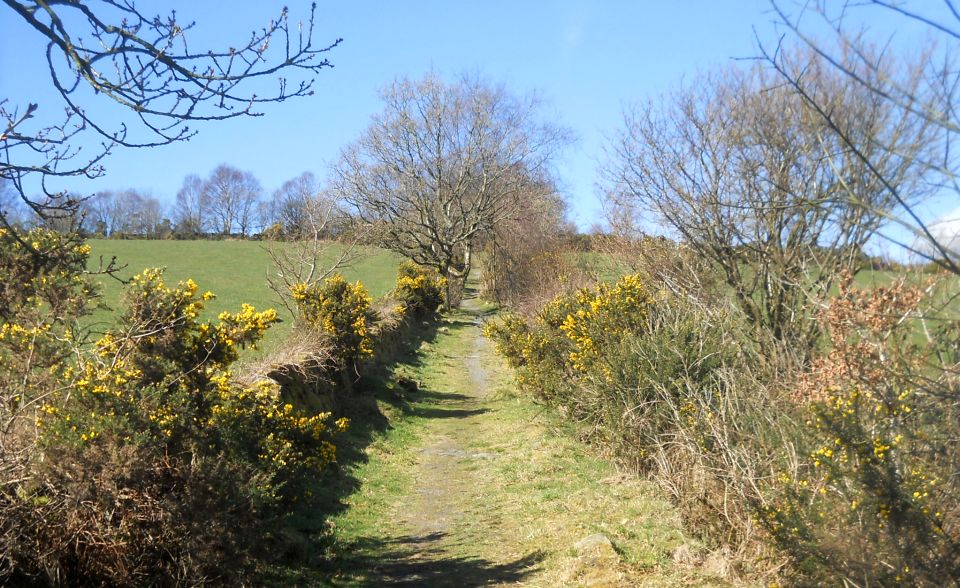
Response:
1,228,98,437
483,296,578,402
290,274,377,366
484,274,654,402
759,275,960,585
0,226,97,323
559,274,652,372
393,261,446,318
18,268,347,582
204,378,349,498
1,228,101,577
43,268,342,480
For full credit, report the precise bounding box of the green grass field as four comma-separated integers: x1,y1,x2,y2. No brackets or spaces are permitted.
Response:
582,250,956,294
85,239,403,354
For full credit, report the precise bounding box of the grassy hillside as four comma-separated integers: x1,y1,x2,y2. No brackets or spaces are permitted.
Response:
583,250,954,292
85,239,403,353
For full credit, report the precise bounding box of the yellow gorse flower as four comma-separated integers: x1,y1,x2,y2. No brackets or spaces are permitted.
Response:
289,274,375,363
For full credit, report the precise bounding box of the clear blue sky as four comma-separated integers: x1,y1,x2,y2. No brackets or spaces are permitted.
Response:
0,1,933,233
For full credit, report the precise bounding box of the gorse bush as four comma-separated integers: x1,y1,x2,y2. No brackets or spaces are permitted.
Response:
488,267,960,584
0,228,96,449
0,226,97,323
1,227,103,582
393,261,445,319
760,275,960,585
486,276,779,488
484,286,578,402
291,274,377,366
559,274,652,373
484,274,655,403
1,231,350,585
49,268,344,496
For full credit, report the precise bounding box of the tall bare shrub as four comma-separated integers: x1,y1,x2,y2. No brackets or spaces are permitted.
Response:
603,53,930,354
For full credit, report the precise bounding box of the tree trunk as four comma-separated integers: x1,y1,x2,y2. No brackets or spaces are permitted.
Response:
438,261,454,311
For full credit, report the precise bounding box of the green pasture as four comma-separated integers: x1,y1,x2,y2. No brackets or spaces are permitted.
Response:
85,239,403,354
581,250,957,293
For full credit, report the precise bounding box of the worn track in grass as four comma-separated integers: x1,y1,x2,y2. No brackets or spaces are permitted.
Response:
305,293,732,587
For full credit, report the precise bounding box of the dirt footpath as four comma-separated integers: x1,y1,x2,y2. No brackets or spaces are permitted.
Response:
327,296,731,587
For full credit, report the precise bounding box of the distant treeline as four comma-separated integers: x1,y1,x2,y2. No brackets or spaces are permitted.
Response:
2,166,353,241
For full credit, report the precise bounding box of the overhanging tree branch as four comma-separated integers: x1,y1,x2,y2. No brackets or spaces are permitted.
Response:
1,0,340,230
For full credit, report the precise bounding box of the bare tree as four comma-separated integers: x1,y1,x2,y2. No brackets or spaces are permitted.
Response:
203,164,262,237
78,189,161,236
171,174,210,237
81,191,121,236
765,1,959,273
603,57,928,352
1,0,339,238
119,190,162,236
269,172,322,238
333,72,572,307
478,177,576,309
264,186,361,316
236,183,262,238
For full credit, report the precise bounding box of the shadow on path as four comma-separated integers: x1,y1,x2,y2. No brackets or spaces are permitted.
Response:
271,317,446,569
408,406,490,419
271,283,518,585
334,533,543,587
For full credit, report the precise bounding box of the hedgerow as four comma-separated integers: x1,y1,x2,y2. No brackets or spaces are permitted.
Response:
758,275,960,585
486,269,960,584
1,224,459,585
0,228,353,585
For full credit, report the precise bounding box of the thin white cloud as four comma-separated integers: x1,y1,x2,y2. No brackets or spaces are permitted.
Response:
915,205,960,259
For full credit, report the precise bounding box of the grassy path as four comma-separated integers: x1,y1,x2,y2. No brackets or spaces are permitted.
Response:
298,294,728,586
